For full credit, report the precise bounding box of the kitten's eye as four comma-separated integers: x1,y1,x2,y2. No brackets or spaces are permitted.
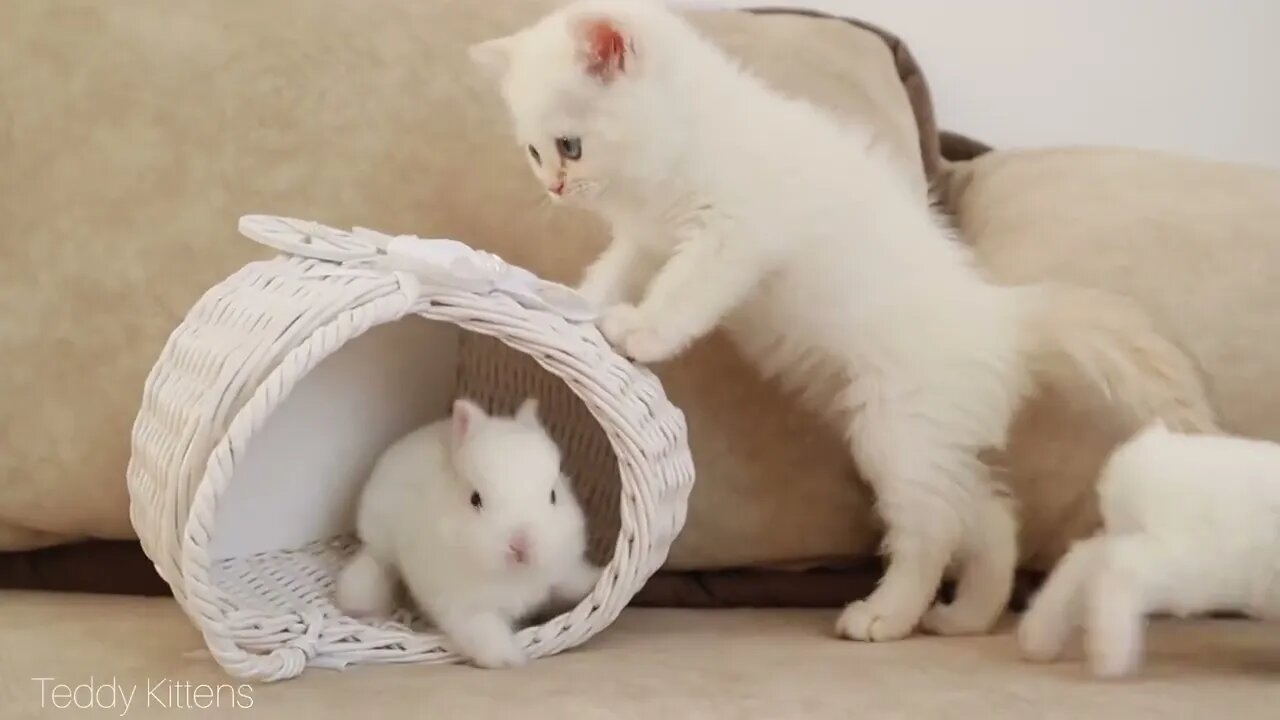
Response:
470,491,483,510
527,145,541,165
550,489,557,505
555,137,582,161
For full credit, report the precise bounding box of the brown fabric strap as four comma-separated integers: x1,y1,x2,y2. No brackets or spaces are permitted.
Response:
0,539,1044,612
0,540,170,596
745,6,945,181
635,565,1043,611
939,130,993,162
745,7,992,174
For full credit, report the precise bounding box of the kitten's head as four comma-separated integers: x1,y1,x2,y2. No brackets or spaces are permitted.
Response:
469,1,687,208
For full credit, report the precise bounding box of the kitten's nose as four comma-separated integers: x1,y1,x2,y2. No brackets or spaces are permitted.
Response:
507,531,532,565
548,179,565,196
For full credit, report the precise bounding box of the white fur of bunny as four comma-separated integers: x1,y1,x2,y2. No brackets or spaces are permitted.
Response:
335,398,600,669
1019,422,1280,678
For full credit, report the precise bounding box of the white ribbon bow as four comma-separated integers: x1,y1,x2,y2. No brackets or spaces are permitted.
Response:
238,214,598,323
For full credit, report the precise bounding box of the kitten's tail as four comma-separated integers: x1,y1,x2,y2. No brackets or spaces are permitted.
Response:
1020,283,1218,433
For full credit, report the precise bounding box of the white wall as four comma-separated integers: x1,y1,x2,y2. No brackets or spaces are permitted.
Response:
687,0,1280,169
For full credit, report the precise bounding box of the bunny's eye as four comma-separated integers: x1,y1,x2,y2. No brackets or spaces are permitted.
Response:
550,489,557,505
470,491,483,510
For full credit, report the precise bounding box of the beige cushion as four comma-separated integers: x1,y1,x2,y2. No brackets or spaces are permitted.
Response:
0,0,917,561
943,147,1280,568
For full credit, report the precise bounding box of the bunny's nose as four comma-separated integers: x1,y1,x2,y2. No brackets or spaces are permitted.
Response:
507,531,532,565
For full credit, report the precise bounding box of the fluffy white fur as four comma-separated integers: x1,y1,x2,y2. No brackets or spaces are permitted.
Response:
1019,423,1280,678
335,398,600,669
471,0,1214,640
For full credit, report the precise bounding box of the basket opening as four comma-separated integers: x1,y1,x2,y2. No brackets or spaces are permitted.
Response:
211,317,460,561
207,315,621,622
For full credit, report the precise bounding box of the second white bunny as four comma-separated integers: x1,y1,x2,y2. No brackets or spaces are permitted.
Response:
1019,422,1280,678
336,398,601,669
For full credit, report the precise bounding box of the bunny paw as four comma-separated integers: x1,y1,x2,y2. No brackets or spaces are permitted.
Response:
464,636,528,670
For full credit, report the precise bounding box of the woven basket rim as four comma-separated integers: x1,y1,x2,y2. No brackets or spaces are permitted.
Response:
166,271,692,681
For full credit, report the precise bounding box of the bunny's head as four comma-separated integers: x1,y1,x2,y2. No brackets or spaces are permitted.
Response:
444,398,589,576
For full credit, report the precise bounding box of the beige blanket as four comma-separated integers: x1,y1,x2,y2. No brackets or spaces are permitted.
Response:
4,591,1278,718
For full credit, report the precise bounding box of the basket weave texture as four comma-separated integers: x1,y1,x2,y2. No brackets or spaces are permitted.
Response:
127,216,694,681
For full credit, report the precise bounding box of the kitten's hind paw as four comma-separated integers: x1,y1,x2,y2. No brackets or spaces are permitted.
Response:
1017,608,1070,663
1088,636,1142,679
835,600,918,642
1086,606,1145,679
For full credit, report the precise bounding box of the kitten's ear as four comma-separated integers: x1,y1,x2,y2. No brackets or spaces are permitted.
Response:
515,398,541,428
469,36,514,81
573,15,632,83
451,398,487,446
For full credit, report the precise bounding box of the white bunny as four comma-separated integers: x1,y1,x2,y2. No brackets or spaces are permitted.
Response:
336,398,601,669
1019,422,1280,678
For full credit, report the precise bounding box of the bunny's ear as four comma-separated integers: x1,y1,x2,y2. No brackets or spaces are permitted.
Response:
573,14,633,83
469,36,514,81
515,398,541,428
451,398,487,446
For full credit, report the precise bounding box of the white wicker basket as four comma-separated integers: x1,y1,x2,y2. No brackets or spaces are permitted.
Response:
127,215,695,682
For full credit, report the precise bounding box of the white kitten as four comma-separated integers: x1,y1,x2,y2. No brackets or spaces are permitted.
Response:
1019,422,1280,678
336,398,600,669
471,0,1214,640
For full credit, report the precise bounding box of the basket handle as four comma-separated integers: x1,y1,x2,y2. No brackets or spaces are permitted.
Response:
237,214,598,323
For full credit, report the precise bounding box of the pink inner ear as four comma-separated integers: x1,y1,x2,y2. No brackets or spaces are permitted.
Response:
452,400,476,442
582,18,627,80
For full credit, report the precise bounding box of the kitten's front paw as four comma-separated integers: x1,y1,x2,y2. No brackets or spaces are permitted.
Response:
835,600,919,642
599,305,682,363
462,635,528,670
1017,606,1070,663
575,280,612,310
920,602,999,637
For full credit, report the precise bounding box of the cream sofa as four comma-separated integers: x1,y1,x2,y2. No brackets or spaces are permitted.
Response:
4,2,1280,716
